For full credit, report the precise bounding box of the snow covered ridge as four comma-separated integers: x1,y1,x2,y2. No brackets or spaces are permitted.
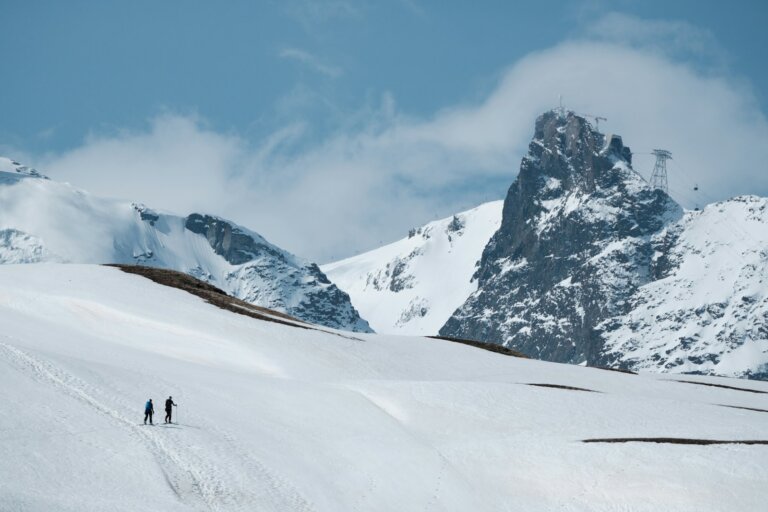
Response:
322,201,503,335
0,155,48,179
440,110,768,380
600,195,768,379
1,263,767,511
0,159,371,332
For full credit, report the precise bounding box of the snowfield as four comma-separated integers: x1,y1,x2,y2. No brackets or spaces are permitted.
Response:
1,264,767,511
322,201,503,335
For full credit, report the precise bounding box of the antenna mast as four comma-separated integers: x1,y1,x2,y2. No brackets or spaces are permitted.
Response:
649,149,672,194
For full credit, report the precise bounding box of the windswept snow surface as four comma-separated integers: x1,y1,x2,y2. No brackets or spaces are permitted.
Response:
322,201,503,335
1,264,767,511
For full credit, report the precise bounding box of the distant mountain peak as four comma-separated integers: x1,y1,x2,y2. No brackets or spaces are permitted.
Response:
0,158,371,332
323,201,503,335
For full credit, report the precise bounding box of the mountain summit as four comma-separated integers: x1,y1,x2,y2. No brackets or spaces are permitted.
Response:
442,110,682,360
440,110,767,379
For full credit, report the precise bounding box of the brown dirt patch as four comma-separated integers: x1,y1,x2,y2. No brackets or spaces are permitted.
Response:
427,335,528,358
670,379,767,394
588,366,637,375
107,264,371,342
583,437,768,445
717,404,768,414
525,383,599,392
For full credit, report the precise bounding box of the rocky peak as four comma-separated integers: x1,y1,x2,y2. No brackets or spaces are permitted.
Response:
184,214,287,266
442,110,682,365
526,111,631,192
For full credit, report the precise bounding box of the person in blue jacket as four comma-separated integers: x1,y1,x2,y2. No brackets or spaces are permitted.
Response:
144,398,154,425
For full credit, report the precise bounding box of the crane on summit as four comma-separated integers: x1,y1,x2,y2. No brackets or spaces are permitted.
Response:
577,112,607,132
555,97,607,132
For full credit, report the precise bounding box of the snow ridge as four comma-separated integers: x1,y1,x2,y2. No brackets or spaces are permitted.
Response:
322,201,503,335
0,161,370,332
600,196,768,379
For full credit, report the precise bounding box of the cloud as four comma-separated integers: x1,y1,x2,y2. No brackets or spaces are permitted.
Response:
586,12,728,69
35,15,768,264
278,47,343,78
38,114,250,214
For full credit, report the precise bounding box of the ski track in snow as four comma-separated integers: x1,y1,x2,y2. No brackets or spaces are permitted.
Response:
207,425,318,512
0,340,316,512
423,453,448,512
347,387,466,512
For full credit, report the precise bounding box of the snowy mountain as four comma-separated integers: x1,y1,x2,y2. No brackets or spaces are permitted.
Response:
600,196,768,379
2,263,767,511
322,201,502,335
441,110,768,380
0,156,370,332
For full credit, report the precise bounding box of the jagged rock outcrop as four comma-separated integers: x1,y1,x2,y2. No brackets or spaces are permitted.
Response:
439,111,768,380
441,111,682,364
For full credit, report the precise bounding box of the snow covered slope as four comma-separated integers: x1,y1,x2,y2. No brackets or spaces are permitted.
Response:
322,201,502,335
1,264,767,511
601,196,768,379
0,159,370,332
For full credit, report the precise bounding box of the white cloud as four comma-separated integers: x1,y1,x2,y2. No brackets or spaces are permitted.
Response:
35,16,768,264
279,47,343,78
586,12,728,67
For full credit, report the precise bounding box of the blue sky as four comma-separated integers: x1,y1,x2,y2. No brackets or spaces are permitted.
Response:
2,0,768,261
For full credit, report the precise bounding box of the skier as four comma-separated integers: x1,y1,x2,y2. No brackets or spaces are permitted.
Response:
144,398,154,425
164,396,177,424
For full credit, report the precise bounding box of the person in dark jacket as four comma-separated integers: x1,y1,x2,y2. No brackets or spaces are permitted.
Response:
164,396,177,424
144,399,154,425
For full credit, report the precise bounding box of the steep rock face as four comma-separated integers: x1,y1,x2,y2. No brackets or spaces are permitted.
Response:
441,111,682,364
184,214,285,265
0,164,371,332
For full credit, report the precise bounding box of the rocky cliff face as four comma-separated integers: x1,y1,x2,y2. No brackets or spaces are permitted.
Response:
441,111,682,364
185,215,372,332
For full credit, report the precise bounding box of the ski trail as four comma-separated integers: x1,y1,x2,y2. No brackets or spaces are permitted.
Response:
423,453,448,512
97,373,318,512
0,341,241,511
207,425,319,512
